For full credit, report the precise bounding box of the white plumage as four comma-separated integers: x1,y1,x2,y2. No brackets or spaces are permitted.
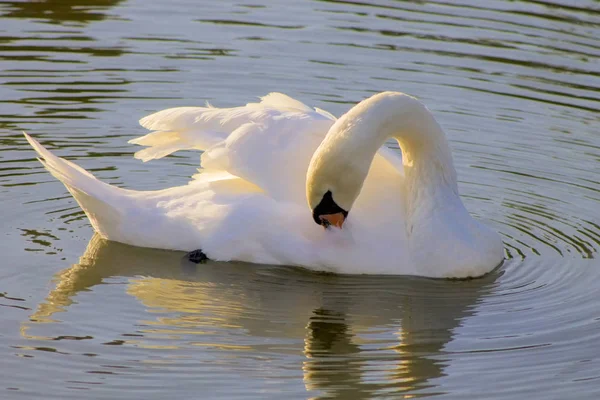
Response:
25,92,503,277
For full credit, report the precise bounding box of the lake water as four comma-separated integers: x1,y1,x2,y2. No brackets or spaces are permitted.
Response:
1,0,599,398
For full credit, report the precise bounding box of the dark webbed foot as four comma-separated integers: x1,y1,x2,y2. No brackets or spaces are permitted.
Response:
187,249,209,264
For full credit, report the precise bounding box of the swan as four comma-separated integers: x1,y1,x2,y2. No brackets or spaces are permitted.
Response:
24,91,503,278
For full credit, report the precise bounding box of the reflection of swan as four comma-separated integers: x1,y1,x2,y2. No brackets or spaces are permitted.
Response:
25,92,502,277
301,276,496,397
24,236,497,396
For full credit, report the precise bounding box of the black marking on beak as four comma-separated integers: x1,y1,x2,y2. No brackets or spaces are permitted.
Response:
312,190,349,226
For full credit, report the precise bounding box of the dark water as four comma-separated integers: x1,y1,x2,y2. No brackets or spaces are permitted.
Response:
1,0,600,398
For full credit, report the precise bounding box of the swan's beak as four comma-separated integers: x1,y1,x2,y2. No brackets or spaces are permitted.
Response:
312,190,349,229
319,212,345,229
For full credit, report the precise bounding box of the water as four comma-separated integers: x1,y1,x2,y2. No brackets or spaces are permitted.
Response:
1,0,599,398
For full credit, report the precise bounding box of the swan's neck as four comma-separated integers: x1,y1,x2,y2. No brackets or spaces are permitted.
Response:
308,92,459,224
391,114,457,194
398,135,460,230
354,93,459,214
309,92,503,277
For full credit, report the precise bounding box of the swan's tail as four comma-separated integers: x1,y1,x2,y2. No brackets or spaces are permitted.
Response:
24,132,127,239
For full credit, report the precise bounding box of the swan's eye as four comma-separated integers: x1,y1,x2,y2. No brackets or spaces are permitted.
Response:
312,190,348,228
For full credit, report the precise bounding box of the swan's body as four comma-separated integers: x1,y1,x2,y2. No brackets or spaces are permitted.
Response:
25,92,503,278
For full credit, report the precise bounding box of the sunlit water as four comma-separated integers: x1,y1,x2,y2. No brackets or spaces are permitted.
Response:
1,0,599,398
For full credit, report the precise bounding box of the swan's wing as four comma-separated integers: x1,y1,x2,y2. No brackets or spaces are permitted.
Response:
132,93,336,203
130,92,333,162
131,92,404,204
198,113,334,203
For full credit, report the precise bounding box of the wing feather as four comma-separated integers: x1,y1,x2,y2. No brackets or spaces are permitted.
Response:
130,92,402,204
130,92,333,162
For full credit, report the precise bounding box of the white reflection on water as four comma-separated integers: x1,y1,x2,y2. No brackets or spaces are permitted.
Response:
22,235,497,397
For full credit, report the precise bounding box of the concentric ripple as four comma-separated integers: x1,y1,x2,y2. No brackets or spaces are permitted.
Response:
1,0,599,398
10,238,600,398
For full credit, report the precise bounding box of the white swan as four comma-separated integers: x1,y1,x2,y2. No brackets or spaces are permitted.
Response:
24,91,503,278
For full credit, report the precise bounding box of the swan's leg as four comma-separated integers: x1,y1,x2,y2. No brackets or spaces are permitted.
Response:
186,249,209,264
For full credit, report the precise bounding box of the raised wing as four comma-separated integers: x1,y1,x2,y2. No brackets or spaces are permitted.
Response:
131,92,404,205
131,93,329,161
131,93,336,204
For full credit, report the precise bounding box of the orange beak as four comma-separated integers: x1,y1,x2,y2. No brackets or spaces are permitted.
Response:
320,212,346,229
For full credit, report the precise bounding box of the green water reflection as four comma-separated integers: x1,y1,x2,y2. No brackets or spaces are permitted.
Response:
1,0,123,25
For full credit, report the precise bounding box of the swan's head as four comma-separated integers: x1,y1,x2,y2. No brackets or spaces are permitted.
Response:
306,128,375,228
306,95,394,228
306,162,362,229
307,91,443,229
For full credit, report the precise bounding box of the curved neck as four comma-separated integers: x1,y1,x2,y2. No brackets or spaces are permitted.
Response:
392,110,458,197
307,92,459,219
345,92,458,192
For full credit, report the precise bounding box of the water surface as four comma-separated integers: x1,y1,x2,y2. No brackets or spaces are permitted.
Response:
1,0,600,398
